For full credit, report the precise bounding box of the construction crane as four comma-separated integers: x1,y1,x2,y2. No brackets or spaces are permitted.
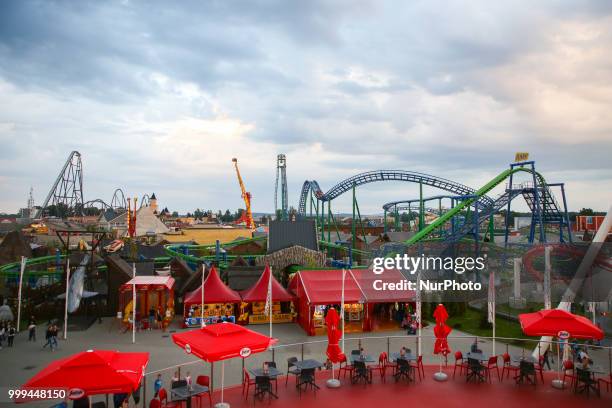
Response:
231,158,255,229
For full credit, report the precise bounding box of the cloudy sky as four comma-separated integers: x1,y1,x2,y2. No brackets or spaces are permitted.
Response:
1,0,611,215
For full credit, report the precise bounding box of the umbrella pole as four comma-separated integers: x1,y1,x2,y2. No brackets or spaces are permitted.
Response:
221,360,225,403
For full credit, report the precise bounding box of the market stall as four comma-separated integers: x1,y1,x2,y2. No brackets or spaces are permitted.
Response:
239,265,295,324
182,265,241,327
291,269,415,336
119,275,175,330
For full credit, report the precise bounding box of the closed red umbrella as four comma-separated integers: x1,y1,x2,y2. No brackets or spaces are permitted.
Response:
432,304,452,381
21,350,148,402
518,309,604,340
325,308,342,363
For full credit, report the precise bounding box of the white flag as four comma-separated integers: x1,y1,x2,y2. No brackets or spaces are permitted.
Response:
264,266,272,316
487,271,495,323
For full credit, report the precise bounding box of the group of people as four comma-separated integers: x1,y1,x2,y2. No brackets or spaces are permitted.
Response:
42,323,60,351
0,321,17,348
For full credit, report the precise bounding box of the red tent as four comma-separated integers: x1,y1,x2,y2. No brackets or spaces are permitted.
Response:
183,266,241,305
22,350,148,398
519,309,604,340
172,322,277,362
240,265,294,302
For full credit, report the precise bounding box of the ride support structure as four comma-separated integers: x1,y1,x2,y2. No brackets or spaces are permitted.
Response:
275,154,289,221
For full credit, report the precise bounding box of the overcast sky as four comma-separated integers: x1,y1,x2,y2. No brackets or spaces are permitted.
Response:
1,0,611,215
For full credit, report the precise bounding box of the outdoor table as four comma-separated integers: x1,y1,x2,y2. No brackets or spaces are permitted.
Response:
171,384,209,408
511,356,536,365
294,359,324,370
391,352,417,362
465,352,489,362
249,367,282,378
350,354,376,364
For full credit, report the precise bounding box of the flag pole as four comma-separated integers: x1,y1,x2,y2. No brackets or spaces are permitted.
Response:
341,269,345,353
63,258,71,340
201,264,206,328
269,266,273,339
17,256,27,332
132,263,136,344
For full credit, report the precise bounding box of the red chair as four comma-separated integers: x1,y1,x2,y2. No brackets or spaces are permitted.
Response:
385,353,398,377
149,399,161,408
453,351,467,378
195,375,212,408
158,388,181,408
370,352,387,382
562,360,576,389
338,353,354,379
242,368,255,399
534,355,545,384
501,353,519,380
412,355,425,381
598,373,611,392
485,356,500,382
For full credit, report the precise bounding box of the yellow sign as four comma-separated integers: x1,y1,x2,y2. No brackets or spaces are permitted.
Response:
514,152,529,162
249,313,293,324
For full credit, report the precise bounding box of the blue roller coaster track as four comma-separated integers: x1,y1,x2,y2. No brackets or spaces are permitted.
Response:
298,170,494,216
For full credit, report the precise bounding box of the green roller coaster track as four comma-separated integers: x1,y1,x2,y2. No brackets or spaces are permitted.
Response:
406,166,547,244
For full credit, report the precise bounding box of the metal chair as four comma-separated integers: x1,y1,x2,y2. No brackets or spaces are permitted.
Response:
254,376,275,403
296,368,318,396
466,358,485,383
394,358,414,383
453,351,467,378
351,360,372,385
286,357,301,386
574,368,600,398
264,361,278,393
515,361,537,386
485,355,500,382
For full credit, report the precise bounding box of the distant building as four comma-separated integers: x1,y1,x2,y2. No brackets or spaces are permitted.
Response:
149,192,158,214
573,215,610,233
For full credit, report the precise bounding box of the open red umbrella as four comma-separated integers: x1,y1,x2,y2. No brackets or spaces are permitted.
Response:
518,309,604,340
519,308,604,388
21,350,148,402
172,322,276,405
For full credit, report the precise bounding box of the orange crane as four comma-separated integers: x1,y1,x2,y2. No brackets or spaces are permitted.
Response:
231,158,255,229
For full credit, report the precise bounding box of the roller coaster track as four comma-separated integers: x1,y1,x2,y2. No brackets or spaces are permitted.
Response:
406,167,556,244
298,170,494,216
382,194,466,212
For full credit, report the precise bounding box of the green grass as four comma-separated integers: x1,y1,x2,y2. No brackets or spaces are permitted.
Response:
443,308,531,345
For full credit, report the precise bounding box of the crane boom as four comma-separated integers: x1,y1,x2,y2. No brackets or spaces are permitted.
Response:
231,158,254,229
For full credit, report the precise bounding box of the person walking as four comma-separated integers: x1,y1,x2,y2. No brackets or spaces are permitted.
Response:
42,324,52,350
28,316,36,341
7,324,16,347
50,324,59,350
0,324,5,349
153,374,163,397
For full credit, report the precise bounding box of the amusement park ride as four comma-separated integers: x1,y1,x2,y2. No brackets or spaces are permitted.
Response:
231,157,255,229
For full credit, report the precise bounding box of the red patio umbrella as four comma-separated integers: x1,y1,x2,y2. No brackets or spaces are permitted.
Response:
519,308,604,388
432,304,452,381
21,350,148,402
325,308,343,386
518,309,604,340
172,322,277,405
